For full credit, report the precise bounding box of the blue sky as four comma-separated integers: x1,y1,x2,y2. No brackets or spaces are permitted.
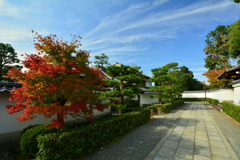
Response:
1,0,240,81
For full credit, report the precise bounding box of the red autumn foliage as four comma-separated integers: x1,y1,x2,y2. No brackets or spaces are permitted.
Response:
202,68,232,89
5,32,106,128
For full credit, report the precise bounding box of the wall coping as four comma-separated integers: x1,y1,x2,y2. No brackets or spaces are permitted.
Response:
183,88,234,94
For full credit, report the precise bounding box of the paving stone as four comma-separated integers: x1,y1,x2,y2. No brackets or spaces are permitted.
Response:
195,134,208,142
196,127,206,132
196,124,206,128
179,139,194,149
212,155,232,160
168,134,181,142
207,131,219,136
173,156,186,160
194,155,212,160
171,131,182,137
157,147,175,159
206,127,217,132
175,147,193,160
174,127,185,132
182,135,194,142
183,131,195,137
209,140,226,149
194,146,211,158
163,139,179,150
206,124,215,127
196,131,207,136
195,140,210,148
208,136,222,142
211,147,230,158
153,155,171,160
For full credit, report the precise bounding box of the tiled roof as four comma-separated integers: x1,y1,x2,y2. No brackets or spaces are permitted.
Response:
0,82,22,92
216,65,240,80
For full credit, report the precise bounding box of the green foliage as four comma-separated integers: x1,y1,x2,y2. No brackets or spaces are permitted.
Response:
159,100,184,113
222,102,240,122
101,64,142,114
233,0,240,3
20,124,39,136
142,100,184,113
124,99,138,108
141,103,158,112
0,43,22,81
180,66,204,90
150,63,187,103
36,109,151,160
142,104,152,108
204,25,231,70
19,125,59,158
182,98,206,101
228,19,240,62
206,98,219,105
94,53,110,67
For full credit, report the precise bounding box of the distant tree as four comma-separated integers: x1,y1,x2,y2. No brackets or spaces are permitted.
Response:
0,43,22,81
6,32,106,128
150,63,185,104
167,69,186,101
179,66,194,90
233,0,240,3
179,66,205,91
204,25,231,70
193,80,206,90
100,64,142,114
202,69,232,89
94,53,110,67
228,19,240,62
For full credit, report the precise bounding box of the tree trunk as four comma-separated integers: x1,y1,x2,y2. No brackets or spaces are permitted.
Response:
57,112,64,127
119,95,124,114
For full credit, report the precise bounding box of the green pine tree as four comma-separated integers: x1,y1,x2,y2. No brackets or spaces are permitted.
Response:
101,64,142,114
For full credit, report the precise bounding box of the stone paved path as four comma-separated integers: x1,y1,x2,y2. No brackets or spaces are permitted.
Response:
146,102,239,160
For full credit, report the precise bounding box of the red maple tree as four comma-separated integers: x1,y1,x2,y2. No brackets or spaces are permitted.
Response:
6,32,106,128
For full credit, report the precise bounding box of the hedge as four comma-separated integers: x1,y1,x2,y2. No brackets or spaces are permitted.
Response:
36,109,151,160
222,102,240,122
182,98,206,101
142,100,184,114
182,98,219,105
19,125,60,158
159,100,184,113
206,98,219,105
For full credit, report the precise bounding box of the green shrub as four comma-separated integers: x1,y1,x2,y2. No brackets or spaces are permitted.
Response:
142,104,152,108
206,98,219,105
19,124,58,158
182,98,206,101
222,102,240,122
20,124,39,136
159,100,184,113
20,124,70,158
36,109,151,160
124,99,138,108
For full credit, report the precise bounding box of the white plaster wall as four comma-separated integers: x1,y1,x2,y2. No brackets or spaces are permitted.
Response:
0,92,111,135
139,94,158,106
182,91,206,98
182,89,234,103
234,86,240,105
232,82,240,105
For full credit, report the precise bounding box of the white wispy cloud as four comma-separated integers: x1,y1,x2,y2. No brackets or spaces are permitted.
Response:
153,0,169,6
83,0,235,50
